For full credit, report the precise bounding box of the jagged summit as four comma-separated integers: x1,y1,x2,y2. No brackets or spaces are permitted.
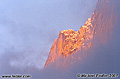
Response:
44,17,94,68
44,0,115,69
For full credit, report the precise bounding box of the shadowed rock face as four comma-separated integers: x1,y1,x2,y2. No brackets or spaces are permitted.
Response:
44,0,116,69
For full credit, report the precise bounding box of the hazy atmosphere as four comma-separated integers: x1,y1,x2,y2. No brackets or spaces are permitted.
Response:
0,0,97,70
0,0,120,79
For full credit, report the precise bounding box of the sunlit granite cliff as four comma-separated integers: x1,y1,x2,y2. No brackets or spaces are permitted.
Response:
44,0,115,69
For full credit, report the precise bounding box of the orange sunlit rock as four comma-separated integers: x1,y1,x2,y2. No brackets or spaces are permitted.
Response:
44,0,115,69
44,18,94,68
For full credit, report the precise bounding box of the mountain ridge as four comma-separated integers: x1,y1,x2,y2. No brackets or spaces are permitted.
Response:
44,0,115,69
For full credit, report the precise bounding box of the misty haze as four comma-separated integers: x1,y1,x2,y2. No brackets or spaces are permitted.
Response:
0,0,120,79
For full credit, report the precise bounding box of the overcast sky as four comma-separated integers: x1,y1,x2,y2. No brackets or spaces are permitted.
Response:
0,0,120,79
0,0,97,70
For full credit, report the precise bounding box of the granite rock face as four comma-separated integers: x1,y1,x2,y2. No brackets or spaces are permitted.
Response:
44,0,116,69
